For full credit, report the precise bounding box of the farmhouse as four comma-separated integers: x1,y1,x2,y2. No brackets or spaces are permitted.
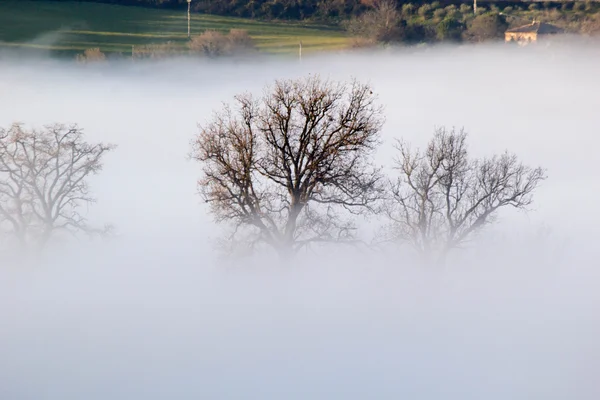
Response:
505,21,564,45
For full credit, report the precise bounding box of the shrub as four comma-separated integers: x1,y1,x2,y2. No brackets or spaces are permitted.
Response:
433,8,446,19
549,8,563,20
404,21,430,42
436,17,463,41
401,3,415,16
75,48,106,63
345,1,404,43
581,14,600,34
528,3,540,11
189,29,256,57
464,12,508,42
445,4,457,12
418,4,433,18
573,2,585,11
227,29,255,51
189,30,229,57
585,1,596,11
459,3,472,14
445,6,461,20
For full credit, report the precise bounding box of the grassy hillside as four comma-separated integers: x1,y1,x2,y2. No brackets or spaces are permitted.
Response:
0,1,351,57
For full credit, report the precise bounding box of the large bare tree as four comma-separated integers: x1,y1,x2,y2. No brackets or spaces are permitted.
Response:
382,127,546,263
0,123,115,253
191,75,385,259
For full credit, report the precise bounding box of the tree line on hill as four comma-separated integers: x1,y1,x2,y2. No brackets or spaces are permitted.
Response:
65,0,600,59
1,75,546,266
345,0,600,45
73,0,600,62
28,0,600,28
30,0,368,19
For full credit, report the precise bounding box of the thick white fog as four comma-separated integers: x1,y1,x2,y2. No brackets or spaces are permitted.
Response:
1,41,599,399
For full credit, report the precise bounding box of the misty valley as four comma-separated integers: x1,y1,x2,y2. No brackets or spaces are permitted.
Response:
1,38,599,400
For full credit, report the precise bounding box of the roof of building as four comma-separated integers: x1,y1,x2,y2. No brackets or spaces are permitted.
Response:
506,21,564,34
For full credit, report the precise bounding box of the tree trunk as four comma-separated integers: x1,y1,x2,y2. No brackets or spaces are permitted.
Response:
276,244,295,265
419,249,447,268
277,201,303,264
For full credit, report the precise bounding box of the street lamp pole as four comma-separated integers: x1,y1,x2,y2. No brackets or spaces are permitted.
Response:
187,0,192,39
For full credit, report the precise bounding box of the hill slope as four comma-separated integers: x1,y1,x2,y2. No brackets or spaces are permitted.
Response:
0,1,350,57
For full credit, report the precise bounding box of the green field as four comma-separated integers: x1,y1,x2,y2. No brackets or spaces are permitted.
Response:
0,1,351,57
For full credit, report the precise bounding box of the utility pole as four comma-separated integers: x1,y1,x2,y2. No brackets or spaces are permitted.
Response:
299,41,302,61
473,0,477,14
187,0,192,39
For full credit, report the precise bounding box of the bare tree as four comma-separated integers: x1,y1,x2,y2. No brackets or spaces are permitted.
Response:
191,75,385,260
381,127,546,264
345,0,404,43
75,48,107,63
188,29,256,58
0,123,115,253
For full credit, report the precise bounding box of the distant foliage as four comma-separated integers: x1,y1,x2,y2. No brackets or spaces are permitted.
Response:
191,0,367,20
433,8,447,20
417,4,433,18
349,36,378,48
459,4,472,14
47,0,600,54
189,31,231,57
581,14,600,34
35,0,600,50
75,48,106,63
463,12,508,42
132,41,182,59
344,0,404,43
26,0,600,30
401,3,415,16
436,17,463,41
344,0,515,46
188,29,256,57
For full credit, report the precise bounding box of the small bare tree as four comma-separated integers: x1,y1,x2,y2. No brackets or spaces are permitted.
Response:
75,48,107,63
191,75,384,260
0,123,115,253
382,127,546,263
188,29,256,58
345,0,403,43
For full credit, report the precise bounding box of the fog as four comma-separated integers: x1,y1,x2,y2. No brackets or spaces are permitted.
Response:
1,41,599,399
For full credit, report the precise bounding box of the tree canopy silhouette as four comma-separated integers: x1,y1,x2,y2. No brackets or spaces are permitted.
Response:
381,127,546,263
191,75,385,259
